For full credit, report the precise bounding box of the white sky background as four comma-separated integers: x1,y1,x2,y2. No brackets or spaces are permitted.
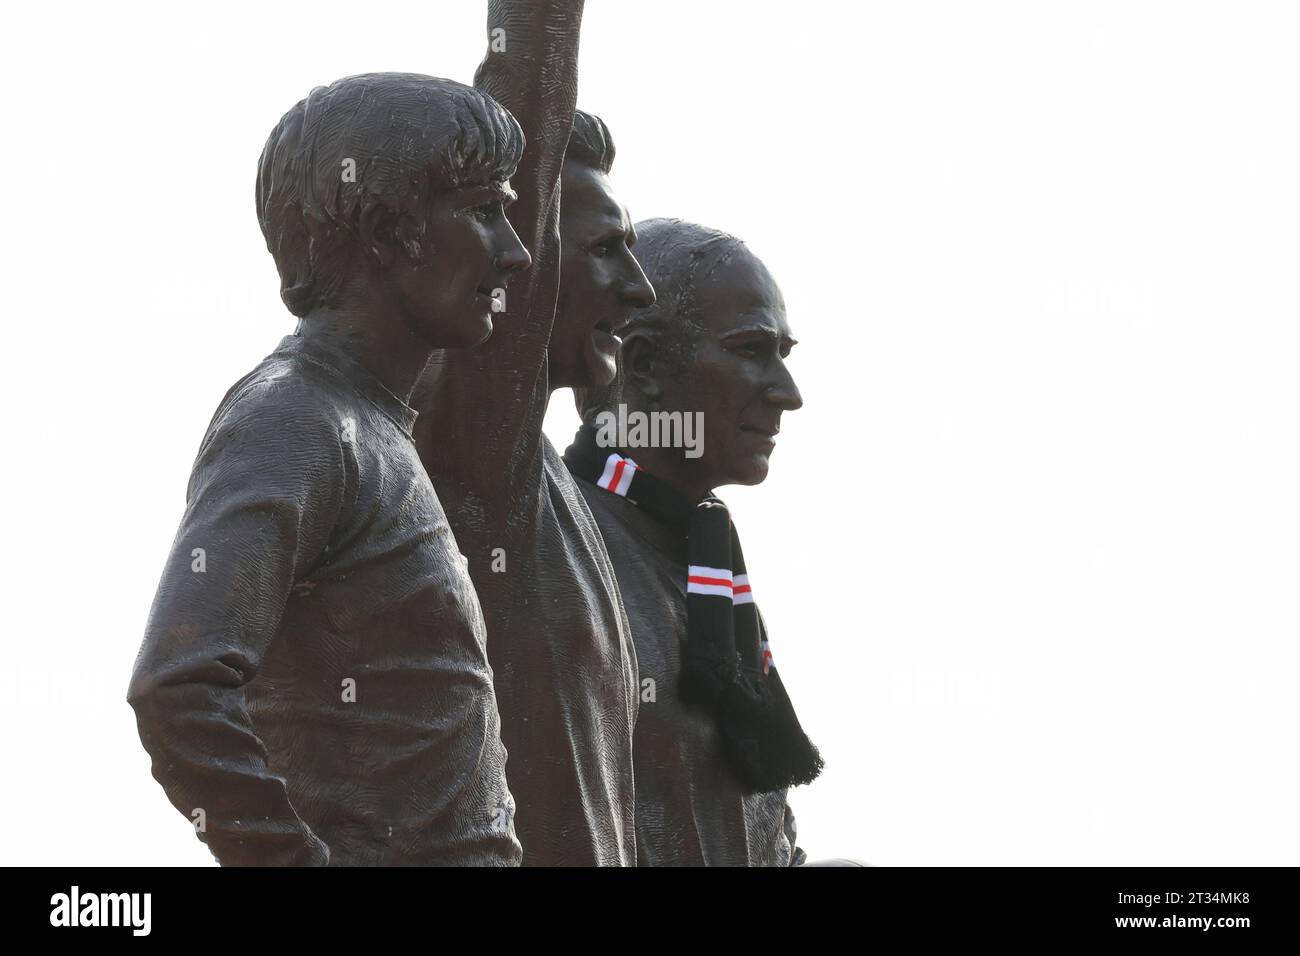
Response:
1,0,1297,865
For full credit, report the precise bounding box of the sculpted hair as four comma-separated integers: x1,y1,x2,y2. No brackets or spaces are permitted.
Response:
578,218,748,423
567,109,616,174
256,72,525,317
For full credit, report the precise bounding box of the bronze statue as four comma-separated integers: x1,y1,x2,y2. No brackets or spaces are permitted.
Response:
552,110,657,394
565,218,823,866
411,0,658,865
127,72,532,865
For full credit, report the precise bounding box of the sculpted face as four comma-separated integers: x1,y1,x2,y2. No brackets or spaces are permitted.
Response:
552,161,656,389
387,181,531,349
651,249,802,489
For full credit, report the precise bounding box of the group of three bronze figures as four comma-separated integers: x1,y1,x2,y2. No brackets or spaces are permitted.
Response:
129,0,832,866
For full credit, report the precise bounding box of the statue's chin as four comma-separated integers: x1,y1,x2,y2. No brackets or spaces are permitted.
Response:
582,343,618,388
727,455,771,488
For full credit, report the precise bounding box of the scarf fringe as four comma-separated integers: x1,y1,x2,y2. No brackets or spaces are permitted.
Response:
681,647,824,794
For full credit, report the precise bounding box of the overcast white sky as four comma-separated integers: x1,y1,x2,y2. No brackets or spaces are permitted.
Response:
2,0,1297,865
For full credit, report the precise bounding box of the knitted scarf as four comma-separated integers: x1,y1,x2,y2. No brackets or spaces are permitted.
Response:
564,424,823,793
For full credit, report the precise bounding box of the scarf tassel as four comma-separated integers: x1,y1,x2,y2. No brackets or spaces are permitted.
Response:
681,645,824,794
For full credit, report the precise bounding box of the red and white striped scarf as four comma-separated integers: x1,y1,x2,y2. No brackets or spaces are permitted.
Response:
565,425,822,793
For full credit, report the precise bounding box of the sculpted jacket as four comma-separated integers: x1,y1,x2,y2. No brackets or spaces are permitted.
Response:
578,479,803,866
412,0,640,866
128,335,519,865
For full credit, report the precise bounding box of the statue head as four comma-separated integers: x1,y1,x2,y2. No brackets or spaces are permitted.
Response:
578,218,802,498
551,110,656,390
256,72,531,349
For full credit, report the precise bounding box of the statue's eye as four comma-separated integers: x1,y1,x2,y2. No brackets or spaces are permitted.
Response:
465,202,499,223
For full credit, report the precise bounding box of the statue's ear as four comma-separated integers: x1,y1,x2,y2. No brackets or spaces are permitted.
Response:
623,334,662,402
359,201,421,269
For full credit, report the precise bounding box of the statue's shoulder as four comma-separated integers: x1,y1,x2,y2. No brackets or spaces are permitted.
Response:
195,348,352,469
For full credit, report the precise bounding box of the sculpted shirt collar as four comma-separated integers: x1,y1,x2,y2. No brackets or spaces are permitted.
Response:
272,333,419,437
